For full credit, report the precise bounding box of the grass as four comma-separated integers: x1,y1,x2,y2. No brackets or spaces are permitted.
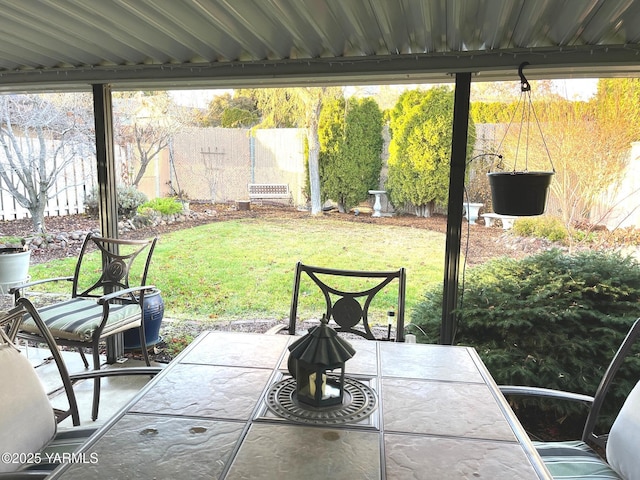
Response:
28,217,446,324
0,236,23,245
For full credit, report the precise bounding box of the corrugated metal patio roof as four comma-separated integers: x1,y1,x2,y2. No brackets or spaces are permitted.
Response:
0,0,639,92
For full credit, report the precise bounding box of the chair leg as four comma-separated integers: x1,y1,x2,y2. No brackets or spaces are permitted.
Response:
91,340,102,421
78,347,89,369
139,326,151,367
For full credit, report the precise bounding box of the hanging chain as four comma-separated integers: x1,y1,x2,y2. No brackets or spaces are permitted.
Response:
494,62,555,173
526,88,556,173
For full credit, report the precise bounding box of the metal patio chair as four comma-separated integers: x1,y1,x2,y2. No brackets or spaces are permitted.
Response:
500,318,640,479
0,303,101,478
10,233,160,421
1,302,80,426
288,261,407,342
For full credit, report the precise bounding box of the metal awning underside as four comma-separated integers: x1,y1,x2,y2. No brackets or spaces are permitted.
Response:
1,0,640,92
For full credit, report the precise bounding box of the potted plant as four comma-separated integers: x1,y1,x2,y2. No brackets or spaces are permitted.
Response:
0,239,30,294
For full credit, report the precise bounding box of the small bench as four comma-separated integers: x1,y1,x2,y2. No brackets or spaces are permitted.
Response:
248,184,292,204
481,213,517,229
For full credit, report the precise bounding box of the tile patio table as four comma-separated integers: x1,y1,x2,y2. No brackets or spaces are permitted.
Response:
48,331,550,479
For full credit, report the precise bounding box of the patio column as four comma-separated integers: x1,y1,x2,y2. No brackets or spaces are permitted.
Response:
92,83,122,363
92,84,119,239
440,72,471,345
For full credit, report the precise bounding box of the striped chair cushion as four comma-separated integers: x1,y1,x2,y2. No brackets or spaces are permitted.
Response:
20,298,142,342
534,440,621,479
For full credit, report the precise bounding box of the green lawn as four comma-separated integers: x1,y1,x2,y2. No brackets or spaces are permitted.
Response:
29,217,446,324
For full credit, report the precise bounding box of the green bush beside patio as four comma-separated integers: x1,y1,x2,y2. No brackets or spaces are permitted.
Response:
412,249,640,436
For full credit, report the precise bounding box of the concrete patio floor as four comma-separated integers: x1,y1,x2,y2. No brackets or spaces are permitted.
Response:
21,342,163,430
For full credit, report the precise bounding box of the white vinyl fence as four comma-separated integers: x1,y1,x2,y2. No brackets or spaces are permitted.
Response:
0,151,97,221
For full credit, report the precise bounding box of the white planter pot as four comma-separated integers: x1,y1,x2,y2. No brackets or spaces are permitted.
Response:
463,202,484,225
0,248,30,294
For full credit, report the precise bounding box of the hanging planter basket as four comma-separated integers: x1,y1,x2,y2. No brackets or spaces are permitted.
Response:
488,171,554,216
488,62,555,217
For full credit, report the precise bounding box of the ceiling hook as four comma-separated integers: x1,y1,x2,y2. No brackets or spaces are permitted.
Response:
518,61,531,92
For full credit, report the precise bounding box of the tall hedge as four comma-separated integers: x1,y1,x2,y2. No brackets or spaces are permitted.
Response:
318,97,383,212
411,249,640,430
386,87,475,217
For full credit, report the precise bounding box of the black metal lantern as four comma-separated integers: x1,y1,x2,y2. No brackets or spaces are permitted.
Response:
288,316,355,408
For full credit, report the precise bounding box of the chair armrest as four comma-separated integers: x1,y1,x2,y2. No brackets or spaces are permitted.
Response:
97,285,156,304
9,276,73,294
69,366,163,381
0,472,51,479
500,385,594,406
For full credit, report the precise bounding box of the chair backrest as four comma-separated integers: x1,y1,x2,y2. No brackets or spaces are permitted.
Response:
606,380,640,479
582,318,640,450
288,261,407,341
0,329,56,473
72,233,157,301
11,298,81,426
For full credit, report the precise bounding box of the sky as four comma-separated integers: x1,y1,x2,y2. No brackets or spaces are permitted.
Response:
552,78,598,101
169,78,600,108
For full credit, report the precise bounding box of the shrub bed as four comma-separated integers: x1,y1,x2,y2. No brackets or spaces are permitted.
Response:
411,249,640,438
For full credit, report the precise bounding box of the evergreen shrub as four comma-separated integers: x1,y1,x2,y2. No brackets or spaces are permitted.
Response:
138,197,183,216
412,249,640,431
85,185,148,218
512,216,568,242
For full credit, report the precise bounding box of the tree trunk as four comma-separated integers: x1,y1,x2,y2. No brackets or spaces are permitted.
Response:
415,202,434,218
131,152,149,187
29,200,47,233
307,95,323,215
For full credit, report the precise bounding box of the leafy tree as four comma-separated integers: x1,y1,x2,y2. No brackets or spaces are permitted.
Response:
240,88,307,128
317,97,345,205
114,91,186,187
220,107,258,128
319,97,383,212
196,92,258,127
0,93,94,232
387,87,475,217
593,78,640,147
246,87,341,215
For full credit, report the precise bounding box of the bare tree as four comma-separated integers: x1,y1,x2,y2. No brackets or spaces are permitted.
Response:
0,93,94,232
114,92,186,187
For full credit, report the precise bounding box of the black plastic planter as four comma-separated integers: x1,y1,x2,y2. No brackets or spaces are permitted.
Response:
488,171,553,216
